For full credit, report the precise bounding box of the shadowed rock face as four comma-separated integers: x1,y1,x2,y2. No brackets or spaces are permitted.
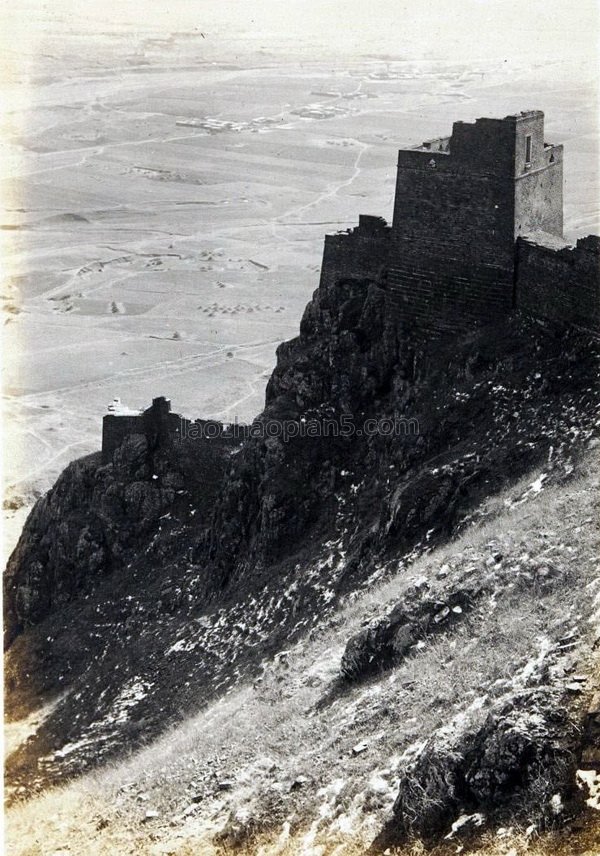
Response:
4,430,239,648
7,268,600,651
203,274,600,595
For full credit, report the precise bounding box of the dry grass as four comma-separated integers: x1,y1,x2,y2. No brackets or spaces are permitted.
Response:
6,788,599,856
5,449,600,855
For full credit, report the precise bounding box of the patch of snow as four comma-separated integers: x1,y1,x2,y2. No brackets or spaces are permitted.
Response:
53,736,97,759
102,678,152,726
368,772,391,794
515,636,552,687
530,474,547,493
167,636,198,655
398,738,428,764
577,770,600,810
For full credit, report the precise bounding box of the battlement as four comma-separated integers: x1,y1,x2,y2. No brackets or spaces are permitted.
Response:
326,214,391,243
101,396,246,464
99,111,598,464
413,136,451,154
398,111,563,183
318,215,391,295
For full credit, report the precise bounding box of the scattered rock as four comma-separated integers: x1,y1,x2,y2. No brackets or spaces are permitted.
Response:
444,812,485,839
142,809,160,823
181,804,199,817
433,605,450,623
341,586,479,681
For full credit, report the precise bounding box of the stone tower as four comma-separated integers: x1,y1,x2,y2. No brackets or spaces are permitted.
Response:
387,111,563,332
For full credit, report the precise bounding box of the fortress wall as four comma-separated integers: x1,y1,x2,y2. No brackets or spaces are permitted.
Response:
385,112,565,334
385,260,513,335
102,402,242,468
392,154,516,271
318,215,391,292
102,397,181,463
102,415,144,464
389,154,515,332
512,112,563,238
516,236,600,331
449,116,518,175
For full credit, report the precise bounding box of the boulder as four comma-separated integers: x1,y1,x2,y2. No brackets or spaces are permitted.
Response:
392,689,584,841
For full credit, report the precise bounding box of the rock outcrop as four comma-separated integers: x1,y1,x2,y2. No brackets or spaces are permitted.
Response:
341,582,482,681
4,428,239,648
391,689,584,841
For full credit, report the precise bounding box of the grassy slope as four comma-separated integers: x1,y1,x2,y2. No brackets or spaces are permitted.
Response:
6,446,599,855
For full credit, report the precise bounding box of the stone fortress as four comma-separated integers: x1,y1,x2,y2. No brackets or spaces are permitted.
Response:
101,396,240,463
321,110,599,335
102,111,600,461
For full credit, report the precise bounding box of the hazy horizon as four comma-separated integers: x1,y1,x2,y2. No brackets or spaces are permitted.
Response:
3,0,599,65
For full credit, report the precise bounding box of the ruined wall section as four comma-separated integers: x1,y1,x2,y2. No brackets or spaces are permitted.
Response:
318,215,391,294
102,397,181,464
516,235,600,332
102,416,144,464
102,397,244,465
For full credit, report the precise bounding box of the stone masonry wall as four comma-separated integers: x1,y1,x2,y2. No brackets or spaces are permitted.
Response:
318,215,391,294
391,151,516,270
102,415,144,464
389,153,515,333
513,113,563,238
385,112,564,335
516,235,600,332
102,398,181,464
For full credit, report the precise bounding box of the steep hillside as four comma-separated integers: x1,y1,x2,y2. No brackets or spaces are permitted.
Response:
5,447,600,854
4,269,600,849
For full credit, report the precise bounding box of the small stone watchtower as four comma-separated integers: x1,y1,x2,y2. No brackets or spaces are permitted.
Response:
102,396,180,463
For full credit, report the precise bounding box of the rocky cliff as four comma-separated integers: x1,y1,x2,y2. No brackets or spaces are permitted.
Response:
4,424,240,647
4,272,600,848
